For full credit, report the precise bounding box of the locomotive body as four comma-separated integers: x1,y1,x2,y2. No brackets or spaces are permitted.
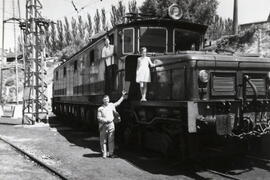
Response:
52,11,270,156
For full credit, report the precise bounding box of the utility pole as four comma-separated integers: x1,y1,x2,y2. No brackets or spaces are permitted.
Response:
1,0,5,103
13,0,19,104
233,0,238,34
21,0,49,123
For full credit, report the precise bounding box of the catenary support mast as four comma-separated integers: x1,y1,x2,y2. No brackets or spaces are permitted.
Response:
22,0,49,123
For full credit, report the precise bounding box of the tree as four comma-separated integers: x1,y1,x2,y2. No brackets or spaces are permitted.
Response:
117,1,126,24
224,18,233,36
190,0,219,25
71,17,78,41
50,22,57,53
111,5,118,27
139,0,157,16
207,15,233,40
128,0,138,14
64,17,72,46
156,0,175,16
110,1,126,27
101,8,108,31
94,9,101,33
140,0,218,25
77,15,85,40
56,20,64,50
85,13,93,42
44,24,51,53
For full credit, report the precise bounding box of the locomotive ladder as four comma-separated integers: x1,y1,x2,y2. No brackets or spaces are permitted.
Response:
21,0,49,123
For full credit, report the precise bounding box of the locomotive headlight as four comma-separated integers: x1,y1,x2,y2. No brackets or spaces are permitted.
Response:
199,70,209,83
168,4,183,20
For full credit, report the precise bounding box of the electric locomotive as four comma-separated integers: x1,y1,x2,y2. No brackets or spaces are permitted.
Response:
52,4,270,157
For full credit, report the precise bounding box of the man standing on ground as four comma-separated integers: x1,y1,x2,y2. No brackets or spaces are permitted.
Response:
97,90,127,158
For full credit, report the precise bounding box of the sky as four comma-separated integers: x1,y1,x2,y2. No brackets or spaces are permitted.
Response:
0,0,270,50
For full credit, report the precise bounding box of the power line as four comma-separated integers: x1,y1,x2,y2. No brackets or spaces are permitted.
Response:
56,0,104,20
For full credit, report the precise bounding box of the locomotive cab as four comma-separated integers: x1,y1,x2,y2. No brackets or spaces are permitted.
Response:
122,19,207,101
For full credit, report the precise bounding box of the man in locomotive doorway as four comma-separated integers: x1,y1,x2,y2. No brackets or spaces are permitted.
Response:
136,47,155,101
102,37,116,93
97,90,127,158
102,37,114,66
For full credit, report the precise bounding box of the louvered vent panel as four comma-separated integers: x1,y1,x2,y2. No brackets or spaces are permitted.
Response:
211,74,236,96
246,78,265,95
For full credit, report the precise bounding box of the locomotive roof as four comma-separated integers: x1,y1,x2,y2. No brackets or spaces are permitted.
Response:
62,19,208,64
149,51,270,63
116,19,208,34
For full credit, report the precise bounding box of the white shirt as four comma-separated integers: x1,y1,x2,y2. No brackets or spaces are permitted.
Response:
97,103,116,123
102,45,114,66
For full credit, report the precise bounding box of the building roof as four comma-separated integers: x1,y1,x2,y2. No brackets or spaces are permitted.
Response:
240,12,270,27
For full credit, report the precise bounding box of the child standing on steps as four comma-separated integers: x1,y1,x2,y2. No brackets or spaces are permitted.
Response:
136,47,155,101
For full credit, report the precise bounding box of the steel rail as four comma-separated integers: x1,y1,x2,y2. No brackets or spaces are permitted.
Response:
204,168,241,180
245,155,270,164
0,137,68,180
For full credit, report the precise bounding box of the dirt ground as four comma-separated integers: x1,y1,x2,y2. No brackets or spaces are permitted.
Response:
0,117,193,180
0,138,59,179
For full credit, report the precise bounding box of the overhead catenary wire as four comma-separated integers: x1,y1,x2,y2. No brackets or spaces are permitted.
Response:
56,0,115,20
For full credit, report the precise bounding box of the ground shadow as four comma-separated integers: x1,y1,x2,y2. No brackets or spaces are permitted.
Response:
48,116,100,153
47,116,270,179
83,153,101,158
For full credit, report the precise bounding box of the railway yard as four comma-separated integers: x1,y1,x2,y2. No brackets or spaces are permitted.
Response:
1,0,270,179
0,116,269,180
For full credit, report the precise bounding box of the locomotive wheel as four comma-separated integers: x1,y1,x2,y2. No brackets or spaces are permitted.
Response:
120,112,187,159
141,125,186,160
80,107,85,122
118,112,142,151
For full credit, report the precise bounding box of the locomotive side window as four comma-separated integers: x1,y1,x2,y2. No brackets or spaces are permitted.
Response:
139,27,167,53
55,71,59,80
74,60,78,72
63,67,66,77
173,29,201,52
89,50,95,66
122,28,134,54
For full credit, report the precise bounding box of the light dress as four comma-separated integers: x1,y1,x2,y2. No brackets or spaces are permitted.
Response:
136,56,151,83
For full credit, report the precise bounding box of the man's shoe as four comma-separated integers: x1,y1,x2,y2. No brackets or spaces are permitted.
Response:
108,154,118,158
102,154,107,159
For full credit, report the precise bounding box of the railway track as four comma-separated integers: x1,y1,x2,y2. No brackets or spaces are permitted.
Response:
0,137,68,180
202,168,242,180
245,154,270,164
195,146,270,180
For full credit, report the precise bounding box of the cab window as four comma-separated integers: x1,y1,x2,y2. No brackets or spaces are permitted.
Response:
174,28,201,52
122,28,134,54
139,27,167,53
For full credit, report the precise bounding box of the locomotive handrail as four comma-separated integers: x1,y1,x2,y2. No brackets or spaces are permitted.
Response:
243,75,258,102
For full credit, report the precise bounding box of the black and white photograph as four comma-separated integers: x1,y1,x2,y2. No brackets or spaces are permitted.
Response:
0,0,270,179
